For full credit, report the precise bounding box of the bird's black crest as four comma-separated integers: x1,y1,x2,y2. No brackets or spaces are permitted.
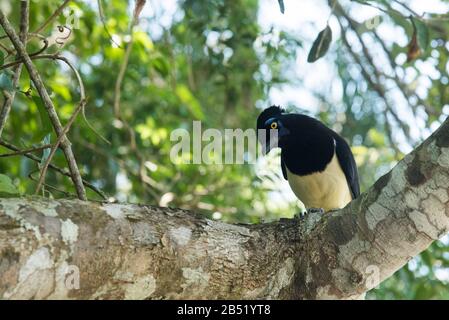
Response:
257,105,285,129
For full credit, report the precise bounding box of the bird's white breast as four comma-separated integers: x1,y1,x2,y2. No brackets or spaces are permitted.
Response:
286,153,352,211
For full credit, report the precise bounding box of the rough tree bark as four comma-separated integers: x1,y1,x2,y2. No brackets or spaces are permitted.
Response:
1,117,449,300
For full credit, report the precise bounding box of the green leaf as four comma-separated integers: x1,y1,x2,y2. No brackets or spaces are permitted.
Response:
0,50,4,66
0,174,20,197
307,25,332,63
0,72,14,92
412,17,429,51
176,85,205,120
278,0,285,14
32,95,53,134
152,56,170,77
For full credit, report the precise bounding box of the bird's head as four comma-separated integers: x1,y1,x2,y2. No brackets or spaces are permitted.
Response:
257,106,291,155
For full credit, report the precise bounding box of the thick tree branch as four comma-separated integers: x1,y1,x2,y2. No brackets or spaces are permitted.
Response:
1,116,449,299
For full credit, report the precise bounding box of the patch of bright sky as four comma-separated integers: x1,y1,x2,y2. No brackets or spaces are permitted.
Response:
140,0,181,39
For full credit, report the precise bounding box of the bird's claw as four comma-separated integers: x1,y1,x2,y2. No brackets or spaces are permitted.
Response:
294,210,306,220
295,207,323,220
307,207,325,215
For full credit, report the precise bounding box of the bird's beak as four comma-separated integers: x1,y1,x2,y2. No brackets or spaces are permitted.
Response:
261,126,290,155
262,137,279,155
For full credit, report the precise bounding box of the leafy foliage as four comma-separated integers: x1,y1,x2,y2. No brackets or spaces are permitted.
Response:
0,174,20,197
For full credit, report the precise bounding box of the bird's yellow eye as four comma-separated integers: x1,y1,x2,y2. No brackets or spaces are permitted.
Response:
270,122,278,129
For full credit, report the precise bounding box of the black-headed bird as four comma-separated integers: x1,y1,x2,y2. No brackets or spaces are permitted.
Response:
257,106,360,212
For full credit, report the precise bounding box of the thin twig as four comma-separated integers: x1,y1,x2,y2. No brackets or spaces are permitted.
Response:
392,0,420,17
334,3,412,142
341,10,435,143
327,0,338,23
371,30,437,117
35,100,85,195
337,19,401,155
0,41,14,56
0,9,87,200
34,0,72,34
49,54,110,144
79,139,161,201
28,36,49,57
113,0,146,117
0,139,107,199
97,0,122,48
0,143,53,157
31,54,88,195
0,53,111,145
349,0,393,15
0,0,29,138
0,54,47,71
113,37,135,117
111,1,162,203
29,170,75,198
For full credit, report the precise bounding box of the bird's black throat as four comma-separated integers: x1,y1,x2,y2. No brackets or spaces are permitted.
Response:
280,120,335,176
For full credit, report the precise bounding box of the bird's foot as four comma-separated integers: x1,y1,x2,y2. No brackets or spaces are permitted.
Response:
294,210,306,220
294,207,324,220
307,207,325,215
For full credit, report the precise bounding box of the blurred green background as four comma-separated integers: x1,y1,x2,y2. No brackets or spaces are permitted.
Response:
0,0,449,299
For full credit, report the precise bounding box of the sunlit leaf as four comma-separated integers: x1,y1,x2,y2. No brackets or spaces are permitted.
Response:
176,85,204,120
152,56,170,77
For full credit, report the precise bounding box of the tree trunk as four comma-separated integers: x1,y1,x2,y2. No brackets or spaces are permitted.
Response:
1,118,449,300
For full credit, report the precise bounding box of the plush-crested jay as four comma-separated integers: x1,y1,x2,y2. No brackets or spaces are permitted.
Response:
257,106,360,212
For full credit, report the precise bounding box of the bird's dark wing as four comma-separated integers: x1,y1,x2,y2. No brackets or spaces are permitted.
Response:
333,135,360,199
281,156,288,180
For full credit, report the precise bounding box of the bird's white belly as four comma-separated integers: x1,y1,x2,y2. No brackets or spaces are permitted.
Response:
286,154,352,211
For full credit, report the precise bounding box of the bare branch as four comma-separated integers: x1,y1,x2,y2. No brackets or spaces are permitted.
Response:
0,139,107,200
392,0,421,17
0,143,53,157
35,100,85,195
113,37,135,118
337,22,401,154
2,52,111,145
113,0,146,118
0,0,29,138
0,9,87,200
96,0,122,48
29,170,75,198
34,0,72,34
